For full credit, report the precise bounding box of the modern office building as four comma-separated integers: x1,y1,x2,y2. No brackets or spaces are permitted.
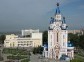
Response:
4,29,42,48
43,3,74,60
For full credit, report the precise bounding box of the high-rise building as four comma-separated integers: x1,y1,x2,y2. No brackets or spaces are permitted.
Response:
43,3,74,60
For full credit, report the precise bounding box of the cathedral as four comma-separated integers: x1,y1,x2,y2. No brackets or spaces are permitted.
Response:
43,3,74,60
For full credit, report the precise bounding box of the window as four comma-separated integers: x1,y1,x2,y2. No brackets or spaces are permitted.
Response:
27,44,29,46
63,42,65,46
63,35,65,39
18,44,20,46
24,44,26,45
24,33,32,37
6,42,9,43
13,42,14,47
18,41,20,43
24,41,26,43
21,41,23,43
30,41,32,43
57,33,58,42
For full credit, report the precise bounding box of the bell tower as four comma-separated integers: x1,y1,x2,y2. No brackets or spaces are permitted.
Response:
48,3,68,59
43,2,74,60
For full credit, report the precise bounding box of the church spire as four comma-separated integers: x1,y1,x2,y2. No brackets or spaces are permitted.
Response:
55,3,60,15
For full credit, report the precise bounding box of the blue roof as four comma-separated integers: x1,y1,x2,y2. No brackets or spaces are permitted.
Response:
67,42,74,47
50,17,54,24
63,17,66,23
55,3,60,15
43,44,48,48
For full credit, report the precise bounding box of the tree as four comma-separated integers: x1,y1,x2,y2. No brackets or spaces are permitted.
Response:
70,58,84,62
33,46,43,54
43,31,48,44
0,35,6,44
68,33,79,47
68,33,84,50
79,35,84,49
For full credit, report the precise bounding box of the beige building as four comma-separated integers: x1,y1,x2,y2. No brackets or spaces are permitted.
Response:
68,30,83,35
4,29,42,48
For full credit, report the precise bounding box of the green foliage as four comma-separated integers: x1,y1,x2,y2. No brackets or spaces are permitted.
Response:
3,48,30,55
0,35,6,44
3,48,30,61
43,31,48,44
0,56,3,61
7,55,27,60
79,35,84,49
33,46,43,54
21,58,30,62
70,59,84,62
5,60,14,62
68,33,79,47
68,33,84,49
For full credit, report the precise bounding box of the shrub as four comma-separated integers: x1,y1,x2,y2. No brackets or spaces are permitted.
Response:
0,56,3,61
7,55,27,60
33,46,43,54
21,58,30,62
70,59,84,62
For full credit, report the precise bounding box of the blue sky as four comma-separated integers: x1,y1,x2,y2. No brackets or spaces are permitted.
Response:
0,0,84,32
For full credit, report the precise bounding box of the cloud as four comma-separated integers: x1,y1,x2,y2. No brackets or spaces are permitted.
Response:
56,0,80,6
78,4,84,10
0,0,83,32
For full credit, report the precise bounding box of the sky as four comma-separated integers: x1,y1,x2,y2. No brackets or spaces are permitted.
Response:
0,0,84,32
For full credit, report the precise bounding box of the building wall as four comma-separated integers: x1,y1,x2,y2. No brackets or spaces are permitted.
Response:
48,30,68,59
21,29,39,36
4,34,18,47
68,30,83,35
4,30,42,48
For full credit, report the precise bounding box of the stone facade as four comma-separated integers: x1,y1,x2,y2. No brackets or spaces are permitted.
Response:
43,3,74,60
4,29,42,48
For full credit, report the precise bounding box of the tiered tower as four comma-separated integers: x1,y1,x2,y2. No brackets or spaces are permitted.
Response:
48,3,68,59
